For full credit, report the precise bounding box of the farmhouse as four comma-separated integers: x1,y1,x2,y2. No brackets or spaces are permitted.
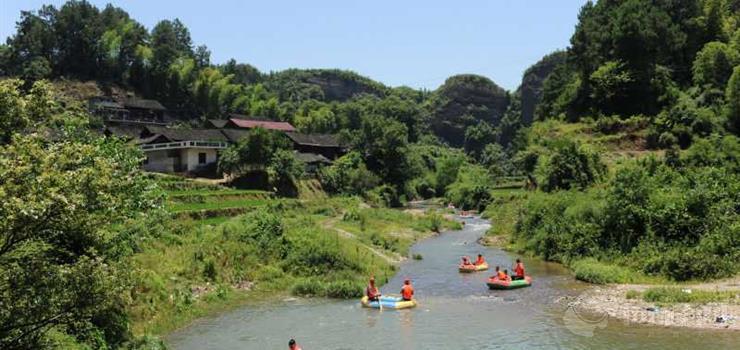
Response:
285,132,344,160
223,114,296,132
138,126,229,173
90,96,169,125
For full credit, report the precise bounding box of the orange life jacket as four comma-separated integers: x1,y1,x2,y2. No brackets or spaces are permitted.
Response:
497,271,506,280
401,284,414,300
475,257,485,265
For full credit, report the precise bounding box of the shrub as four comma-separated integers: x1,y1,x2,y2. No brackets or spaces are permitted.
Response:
291,279,326,297
538,140,605,192
572,259,633,284
325,280,363,298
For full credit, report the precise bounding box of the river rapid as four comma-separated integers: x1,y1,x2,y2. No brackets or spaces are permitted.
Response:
167,216,738,349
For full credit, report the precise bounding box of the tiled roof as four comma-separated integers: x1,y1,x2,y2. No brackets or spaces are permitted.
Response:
143,126,228,142
220,129,252,142
105,125,143,139
124,99,166,111
208,119,229,128
286,132,341,147
295,152,332,164
228,118,295,132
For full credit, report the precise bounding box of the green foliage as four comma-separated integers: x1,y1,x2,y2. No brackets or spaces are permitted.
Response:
727,65,740,133
692,41,738,91
318,152,380,196
325,280,364,298
218,127,290,175
514,158,740,281
291,279,326,297
445,165,493,211
572,258,640,284
463,120,497,160
537,140,605,192
640,287,738,304
0,128,161,347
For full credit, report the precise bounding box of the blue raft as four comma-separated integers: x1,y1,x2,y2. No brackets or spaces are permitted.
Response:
360,295,417,309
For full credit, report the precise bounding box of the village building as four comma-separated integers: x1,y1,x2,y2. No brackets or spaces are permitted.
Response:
138,126,229,173
89,97,168,125
123,99,167,122
285,132,344,160
222,114,296,132
295,152,332,173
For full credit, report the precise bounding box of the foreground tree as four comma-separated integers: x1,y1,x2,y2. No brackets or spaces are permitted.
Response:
0,80,161,349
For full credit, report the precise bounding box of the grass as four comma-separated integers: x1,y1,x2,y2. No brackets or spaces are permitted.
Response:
128,196,450,337
481,189,528,243
334,207,460,256
627,287,739,305
167,189,269,197
167,199,268,212
571,258,666,284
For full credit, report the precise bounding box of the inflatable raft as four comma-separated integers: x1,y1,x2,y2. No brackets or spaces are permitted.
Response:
486,276,532,290
361,295,417,309
459,262,489,273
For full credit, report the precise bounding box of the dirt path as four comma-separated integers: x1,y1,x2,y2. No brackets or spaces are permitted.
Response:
572,277,740,331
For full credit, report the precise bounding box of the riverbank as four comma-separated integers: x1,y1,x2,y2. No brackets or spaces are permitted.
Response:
571,278,740,331
480,193,740,331
128,196,461,338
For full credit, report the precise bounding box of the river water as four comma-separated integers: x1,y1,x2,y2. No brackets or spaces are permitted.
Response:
168,216,738,349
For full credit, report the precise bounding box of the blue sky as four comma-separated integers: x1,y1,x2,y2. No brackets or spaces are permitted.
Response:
1,0,588,91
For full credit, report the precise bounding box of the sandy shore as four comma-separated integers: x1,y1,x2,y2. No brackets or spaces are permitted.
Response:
570,278,740,331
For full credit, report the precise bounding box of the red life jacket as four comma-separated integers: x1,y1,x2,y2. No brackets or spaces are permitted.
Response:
401,284,414,300
514,263,525,277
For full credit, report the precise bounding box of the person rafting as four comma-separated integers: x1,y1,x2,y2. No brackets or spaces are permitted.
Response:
513,258,526,280
474,254,486,266
366,277,381,302
493,266,506,280
461,256,474,266
400,278,414,301
289,339,302,350
502,269,512,282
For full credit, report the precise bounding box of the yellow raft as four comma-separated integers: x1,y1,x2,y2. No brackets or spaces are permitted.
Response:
459,262,489,273
361,295,417,309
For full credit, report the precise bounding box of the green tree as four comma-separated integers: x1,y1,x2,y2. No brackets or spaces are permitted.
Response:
53,0,103,79
727,65,740,134
463,120,496,160
0,80,29,144
480,143,512,177
318,151,380,195
692,41,738,91
355,115,410,187
539,140,605,192
218,127,290,175
294,105,337,133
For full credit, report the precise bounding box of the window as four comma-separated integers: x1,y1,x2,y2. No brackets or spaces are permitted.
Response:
198,152,207,164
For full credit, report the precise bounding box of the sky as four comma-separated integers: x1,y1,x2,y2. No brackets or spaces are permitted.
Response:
0,0,588,91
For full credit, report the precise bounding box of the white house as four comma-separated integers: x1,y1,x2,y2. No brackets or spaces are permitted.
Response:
138,126,229,173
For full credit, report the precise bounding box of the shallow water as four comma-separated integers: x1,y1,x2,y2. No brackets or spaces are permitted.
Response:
167,217,739,349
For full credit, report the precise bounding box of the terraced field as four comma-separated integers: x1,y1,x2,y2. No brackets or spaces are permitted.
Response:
148,173,275,221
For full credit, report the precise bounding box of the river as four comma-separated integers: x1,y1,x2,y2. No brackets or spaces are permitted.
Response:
167,216,738,349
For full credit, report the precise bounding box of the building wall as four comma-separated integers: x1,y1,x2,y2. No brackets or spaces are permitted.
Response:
142,148,218,173
142,150,176,172
183,148,219,172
